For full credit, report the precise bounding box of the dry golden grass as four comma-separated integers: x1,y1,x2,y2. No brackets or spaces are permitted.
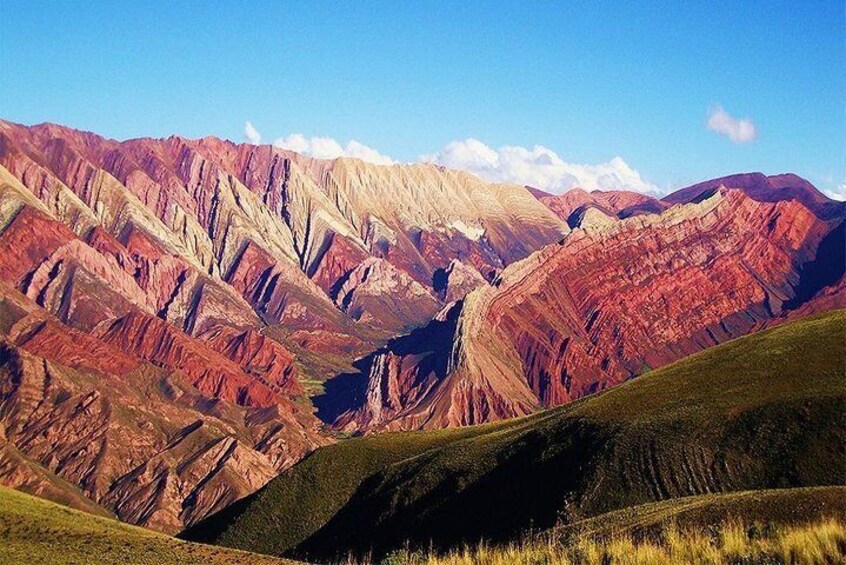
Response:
358,517,846,565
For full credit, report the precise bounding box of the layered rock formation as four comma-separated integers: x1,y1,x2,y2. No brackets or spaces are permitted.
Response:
0,119,567,528
0,120,566,338
0,281,325,533
2,118,844,529
333,179,845,431
333,257,441,331
433,259,488,303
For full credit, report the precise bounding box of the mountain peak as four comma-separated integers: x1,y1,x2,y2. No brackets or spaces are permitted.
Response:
664,172,842,219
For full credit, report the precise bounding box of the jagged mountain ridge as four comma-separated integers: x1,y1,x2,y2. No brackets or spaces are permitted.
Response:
0,119,567,531
0,120,567,337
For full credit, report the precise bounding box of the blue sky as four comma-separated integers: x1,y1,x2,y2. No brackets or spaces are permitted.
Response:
1,1,843,196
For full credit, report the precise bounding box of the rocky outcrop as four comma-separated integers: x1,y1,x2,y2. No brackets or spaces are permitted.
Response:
330,300,539,431
433,259,488,303
199,325,302,396
336,184,845,431
96,310,283,408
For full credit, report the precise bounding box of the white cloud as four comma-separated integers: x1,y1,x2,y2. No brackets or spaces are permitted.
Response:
344,140,397,166
421,139,658,195
273,133,395,165
243,124,657,193
706,106,757,143
244,121,262,145
822,182,846,201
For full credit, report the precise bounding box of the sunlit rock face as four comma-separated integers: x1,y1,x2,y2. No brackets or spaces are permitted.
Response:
0,119,571,529
0,120,568,336
333,182,844,431
0,119,843,526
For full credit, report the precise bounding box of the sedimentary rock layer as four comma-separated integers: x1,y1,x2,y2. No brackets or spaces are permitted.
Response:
334,180,845,430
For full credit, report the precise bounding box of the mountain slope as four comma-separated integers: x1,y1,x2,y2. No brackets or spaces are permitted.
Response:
0,120,566,338
0,485,294,565
662,172,845,220
182,310,846,560
0,278,326,533
561,486,846,540
0,119,568,530
529,185,667,225
331,181,845,431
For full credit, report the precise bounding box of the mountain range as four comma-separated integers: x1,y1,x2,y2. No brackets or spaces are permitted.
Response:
0,119,843,535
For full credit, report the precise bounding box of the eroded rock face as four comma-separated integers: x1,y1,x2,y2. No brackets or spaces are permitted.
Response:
0,283,326,534
0,215,320,531
0,119,570,338
336,186,845,431
433,259,488,303
2,121,568,327
334,257,441,332
1,118,844,524
0,119,569,530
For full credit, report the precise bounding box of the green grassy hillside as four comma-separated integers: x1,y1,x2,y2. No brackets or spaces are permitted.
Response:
561,486,846,540
385,488,846,564
0,485,297,565
183,310,846,561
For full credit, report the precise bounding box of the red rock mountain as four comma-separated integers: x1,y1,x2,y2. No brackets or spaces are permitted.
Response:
0,120,843,529
528,186,668,226
0,120,566,530
329,178,845,431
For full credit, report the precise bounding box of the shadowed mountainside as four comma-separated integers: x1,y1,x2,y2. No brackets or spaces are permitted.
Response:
182,310,846,561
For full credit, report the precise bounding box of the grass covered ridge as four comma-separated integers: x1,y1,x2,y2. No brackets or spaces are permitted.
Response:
0,485,297,564
375,517,846,565
184,310,846,561
557,486,846,540
366,487,846,564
